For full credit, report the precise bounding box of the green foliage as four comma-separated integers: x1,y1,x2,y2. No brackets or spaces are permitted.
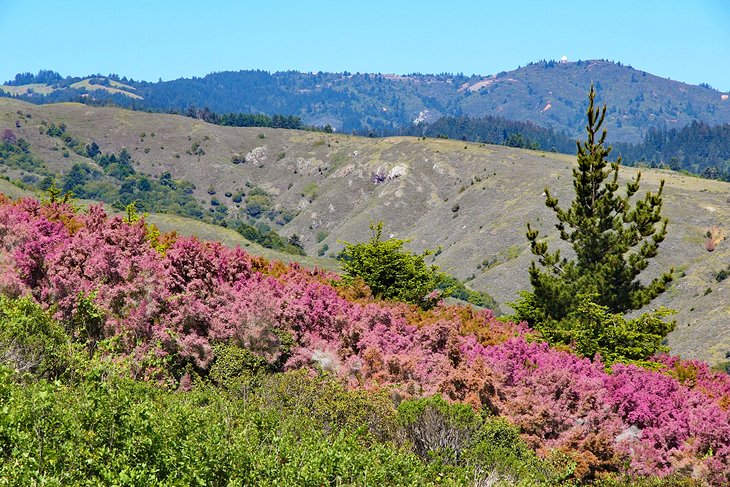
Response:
316,230,328,243
466,416,566,485
208,343,269,391
514,293,675,366
318,243,329,257
396,395,560,485
0,139,49,174
339,221,442,309
234,221,306,255
67,161,204,220
396,394,481,464
0,298,467,485
62,162,97,194
70,291,106,349
256,370,398,440
713,264,730,282
437,274,499,311
515,86,674,362
0,295,73,380
0,370,470,486
407,115,566,149
302,182,319,202
42,179,73,205
617,121,730,182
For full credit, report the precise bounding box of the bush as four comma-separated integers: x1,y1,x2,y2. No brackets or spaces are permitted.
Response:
0,367,463,485
256,370,398,440
208,343,269,390
0,295,73,380
339,221,442,309
514,293,675,365
396,395,481,463
396,395,560,485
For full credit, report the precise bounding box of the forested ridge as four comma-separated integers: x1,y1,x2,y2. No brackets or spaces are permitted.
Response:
4,60,730,143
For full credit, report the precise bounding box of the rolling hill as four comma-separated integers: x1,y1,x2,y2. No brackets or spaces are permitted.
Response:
1,97,729,365
3,60,730,143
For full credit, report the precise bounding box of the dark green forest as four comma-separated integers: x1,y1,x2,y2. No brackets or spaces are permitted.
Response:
5,61,730,141
4,67,730,181
615,121,730,180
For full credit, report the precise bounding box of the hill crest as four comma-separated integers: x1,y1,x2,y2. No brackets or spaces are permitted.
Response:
3,60,730,143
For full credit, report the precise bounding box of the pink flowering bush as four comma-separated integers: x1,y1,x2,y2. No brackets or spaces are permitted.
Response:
1,195,730,483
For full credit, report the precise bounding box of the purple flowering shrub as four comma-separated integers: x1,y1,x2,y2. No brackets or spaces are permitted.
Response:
1,196,729,483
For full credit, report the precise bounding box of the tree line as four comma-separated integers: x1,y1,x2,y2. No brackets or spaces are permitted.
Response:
614,121,730,180
398,114,577,153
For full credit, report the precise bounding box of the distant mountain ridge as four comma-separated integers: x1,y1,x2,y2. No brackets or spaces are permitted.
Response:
3,60,730,143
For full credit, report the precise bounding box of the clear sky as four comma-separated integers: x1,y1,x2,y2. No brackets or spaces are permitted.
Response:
1,0,729,91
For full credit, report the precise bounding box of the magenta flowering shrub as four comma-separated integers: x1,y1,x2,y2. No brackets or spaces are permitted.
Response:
1,196,730,483
655,354,730,409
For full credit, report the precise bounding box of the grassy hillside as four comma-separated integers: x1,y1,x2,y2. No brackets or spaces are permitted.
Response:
1,98,729,364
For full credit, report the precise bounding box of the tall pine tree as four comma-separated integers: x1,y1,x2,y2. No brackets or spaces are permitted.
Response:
515,86,674,332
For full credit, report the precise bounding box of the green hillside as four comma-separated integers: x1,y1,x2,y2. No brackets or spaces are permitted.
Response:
1,97,729,364
3,60,730,143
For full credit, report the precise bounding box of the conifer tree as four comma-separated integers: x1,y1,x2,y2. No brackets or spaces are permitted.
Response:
340,221,443,309
516,86,674,329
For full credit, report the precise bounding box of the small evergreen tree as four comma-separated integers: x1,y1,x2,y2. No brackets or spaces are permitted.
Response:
339,221,442,309
514,86,674,361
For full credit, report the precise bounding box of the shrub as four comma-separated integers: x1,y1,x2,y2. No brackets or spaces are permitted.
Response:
316,230,328,243
256,370,398,440
396,395,561,485
513,293,675,365
339,221,443,309
0,370,466,486
396,394,481,463
0,295,73,380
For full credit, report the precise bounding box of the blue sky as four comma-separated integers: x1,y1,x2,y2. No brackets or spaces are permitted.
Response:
1,0,729,91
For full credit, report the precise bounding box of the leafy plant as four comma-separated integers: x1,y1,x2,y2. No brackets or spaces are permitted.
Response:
339,221,442,309
513,293,675,365
0,295,73,380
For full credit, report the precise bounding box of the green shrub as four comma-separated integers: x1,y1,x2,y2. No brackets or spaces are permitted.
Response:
396,395,560,485
514,293,675,366
256,370,398,440
714,265,730,282
437,274,499,311
0,295,73,380
0,368,465,485
302,182,319,202
339,221,442,309
208,343,269,391
466,417,558,485
318,243,329,257
396,394,480,464
316,230,328,243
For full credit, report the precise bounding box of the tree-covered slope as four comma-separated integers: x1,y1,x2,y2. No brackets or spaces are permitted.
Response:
3,60,730,142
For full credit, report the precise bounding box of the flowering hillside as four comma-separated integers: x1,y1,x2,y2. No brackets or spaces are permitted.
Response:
1,195,730,484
